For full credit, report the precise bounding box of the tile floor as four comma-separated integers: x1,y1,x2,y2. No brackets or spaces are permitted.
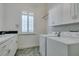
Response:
15,46,40,56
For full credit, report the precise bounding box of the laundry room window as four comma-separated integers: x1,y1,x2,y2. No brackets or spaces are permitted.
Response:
22,12,34,33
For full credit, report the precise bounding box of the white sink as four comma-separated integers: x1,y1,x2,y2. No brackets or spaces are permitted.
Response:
48,37,79,45
60,32,79,38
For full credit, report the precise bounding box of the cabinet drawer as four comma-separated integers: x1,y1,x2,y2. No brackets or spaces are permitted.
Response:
8,39,17,56
0,39,12,56
3,39,17,56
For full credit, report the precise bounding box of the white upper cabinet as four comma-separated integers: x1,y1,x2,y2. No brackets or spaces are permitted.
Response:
62,3,79,24
62,4,72,24
71,4,79,22
48,4,63,26
48,3,79,26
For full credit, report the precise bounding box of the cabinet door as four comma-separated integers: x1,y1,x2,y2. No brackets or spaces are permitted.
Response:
71,3,79,22
48,8,54,26
48,5,63,26
62,3,79,24
62,3,72,24
0,43,9,56
53,5,63,25
47,38,68,56
0,39,12,56
8,36,17,56
39,36,46,56
77,3,79,19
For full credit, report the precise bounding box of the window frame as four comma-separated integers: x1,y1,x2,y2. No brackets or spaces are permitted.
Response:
19,11,35,34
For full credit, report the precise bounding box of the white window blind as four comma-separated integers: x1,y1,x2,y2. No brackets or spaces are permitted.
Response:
22,12,34,32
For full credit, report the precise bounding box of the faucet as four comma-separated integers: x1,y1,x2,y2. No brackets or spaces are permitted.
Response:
58,32,61,37
55,32,61,37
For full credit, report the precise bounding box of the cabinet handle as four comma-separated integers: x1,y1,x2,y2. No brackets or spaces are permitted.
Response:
8,49,10,54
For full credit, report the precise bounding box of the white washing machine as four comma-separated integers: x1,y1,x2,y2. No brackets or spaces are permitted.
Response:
39,32,59,56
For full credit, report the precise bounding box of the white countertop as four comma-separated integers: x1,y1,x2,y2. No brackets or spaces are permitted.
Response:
0,34,17,45
47,37,79,45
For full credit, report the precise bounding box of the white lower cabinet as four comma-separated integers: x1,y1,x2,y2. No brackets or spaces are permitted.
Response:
47,37,79,56
39,35,46,56
40,35,79,56
47,38,68,56
0,35,17,56
8,36,17,56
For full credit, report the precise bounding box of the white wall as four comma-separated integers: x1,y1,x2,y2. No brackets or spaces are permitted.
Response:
4,3,48,32
0,4,4,31
4,3,48,49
